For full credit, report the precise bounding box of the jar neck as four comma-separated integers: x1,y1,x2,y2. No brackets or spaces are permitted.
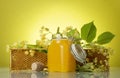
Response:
52,39,72,44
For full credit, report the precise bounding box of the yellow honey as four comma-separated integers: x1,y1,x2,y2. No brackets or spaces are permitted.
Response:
48,39,76,72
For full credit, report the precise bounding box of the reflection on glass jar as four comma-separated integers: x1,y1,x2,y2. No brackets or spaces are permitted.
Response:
48,72,76,78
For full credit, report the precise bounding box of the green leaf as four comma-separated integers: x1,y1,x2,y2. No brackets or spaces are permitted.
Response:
27,44,37,49
67,29,80,39
96,32,115,45
67,29,76,37
81,22,97,43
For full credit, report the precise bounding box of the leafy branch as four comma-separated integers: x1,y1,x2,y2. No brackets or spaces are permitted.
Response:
80,21,115,45
66,21,115,45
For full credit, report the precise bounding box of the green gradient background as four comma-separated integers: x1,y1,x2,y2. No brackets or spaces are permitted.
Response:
0,0,120,67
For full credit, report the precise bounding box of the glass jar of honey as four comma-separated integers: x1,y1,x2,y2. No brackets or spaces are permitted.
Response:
48,34,76,72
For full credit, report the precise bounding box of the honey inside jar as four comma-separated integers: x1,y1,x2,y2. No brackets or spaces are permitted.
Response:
48,39,76,72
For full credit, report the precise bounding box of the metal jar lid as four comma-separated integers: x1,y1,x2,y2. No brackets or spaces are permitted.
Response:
71,44,87,64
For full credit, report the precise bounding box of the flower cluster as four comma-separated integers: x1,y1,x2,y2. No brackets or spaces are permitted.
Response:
7,26,52,53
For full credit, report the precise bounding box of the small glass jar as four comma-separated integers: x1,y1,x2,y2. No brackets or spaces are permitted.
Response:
48,38,76,72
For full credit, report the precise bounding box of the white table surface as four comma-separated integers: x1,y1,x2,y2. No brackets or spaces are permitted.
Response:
0,67,120,78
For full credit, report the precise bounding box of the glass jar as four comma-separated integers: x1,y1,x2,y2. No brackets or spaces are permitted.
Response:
48,38,76,72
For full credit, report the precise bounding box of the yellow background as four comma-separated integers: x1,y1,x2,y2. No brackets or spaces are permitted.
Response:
0,0,120,67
